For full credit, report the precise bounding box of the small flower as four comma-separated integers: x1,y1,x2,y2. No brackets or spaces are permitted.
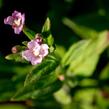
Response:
4,10,25,34
22,37,49,65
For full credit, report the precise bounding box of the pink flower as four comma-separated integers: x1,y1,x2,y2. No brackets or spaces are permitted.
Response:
4,10,25,34
22,37,49,65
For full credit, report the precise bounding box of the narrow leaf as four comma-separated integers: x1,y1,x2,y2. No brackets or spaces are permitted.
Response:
24,54,59,86
61,40,91,67
63,18,98,39
62,31,109,76
31,80,62,99
54,88,72,105
12,54,60,100
23,26,36,40
99,64,109,80
41,17,54,46
42,17,51,33
5,53,23,62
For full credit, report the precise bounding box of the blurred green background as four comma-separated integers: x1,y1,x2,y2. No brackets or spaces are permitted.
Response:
0,0,109,109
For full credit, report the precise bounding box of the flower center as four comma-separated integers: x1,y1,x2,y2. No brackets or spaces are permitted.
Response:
13,18,21,27
33,48,40,56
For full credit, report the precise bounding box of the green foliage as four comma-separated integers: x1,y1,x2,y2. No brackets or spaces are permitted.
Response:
12,54,60,100
1,1,109,109
62,31,109,76
23,26,36,40
0,104,26,109
63,18,98,39
24,54,59,86
5,45,26,62
5,53,23,62
99,64,109,79
54,88,72,105
42,17,54,47
42,18,51,34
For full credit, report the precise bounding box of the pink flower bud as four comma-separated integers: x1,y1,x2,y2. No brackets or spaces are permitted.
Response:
11,46,18,53
35,33,43,45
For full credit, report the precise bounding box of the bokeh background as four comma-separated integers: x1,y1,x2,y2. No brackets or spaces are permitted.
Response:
0,0,109,109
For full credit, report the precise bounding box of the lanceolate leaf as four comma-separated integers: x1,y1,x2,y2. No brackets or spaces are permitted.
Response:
24,54,59,86
68,54,99,76
62,31,109,76
61,40,91,67
12,54,60,100
54,88,72,105
47,34,54,47
0,79,16,101
99,64,109,80
63,18,98,39
42,18,51,33
31,80,62,99
41,17,54,47
5,53,23,62
23,26,36,40
12,75,59,100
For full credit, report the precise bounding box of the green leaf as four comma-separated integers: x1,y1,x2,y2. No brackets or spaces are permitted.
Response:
54,88,72,105
41,17,54,47
63,18,98,39
0,104,26,109
0,79,16,101
0,74,27,101
55,45,66,59
31,80,62,99
47,34,54,47
23,26,36,40
74,89,99,107
62,31,109,76
22,41,28,46
42,17,51,33
68,53,99,76
12,73,59,100
97,87,109,109
61,40,91,67
24,54,59,85
12,54,60,100
99,64,109,80
0,57,31,75
79,79,97,87
5,53,23,62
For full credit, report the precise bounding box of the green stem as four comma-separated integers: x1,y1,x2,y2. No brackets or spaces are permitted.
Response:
23,26,36,40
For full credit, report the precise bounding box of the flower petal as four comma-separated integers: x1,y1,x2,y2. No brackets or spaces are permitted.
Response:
21,14,25,25
4,16,14,25
12,11,22,18
31,56,42,65
40,44,49,57
41,44,49,50
27,40,39,50
14,27,22,34
22,50,34,61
